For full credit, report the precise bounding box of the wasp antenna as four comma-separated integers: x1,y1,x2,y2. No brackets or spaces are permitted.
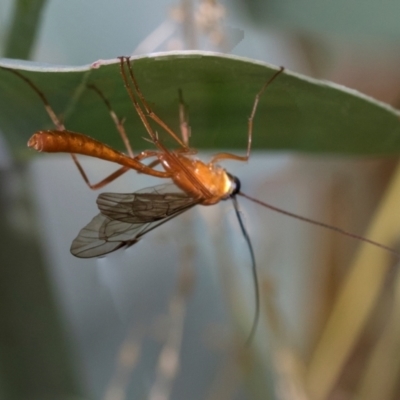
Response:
231,196,259,345
239,191,400,258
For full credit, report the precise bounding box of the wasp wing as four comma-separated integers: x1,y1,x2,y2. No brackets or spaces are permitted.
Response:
70,184,199,258
97,183,197,223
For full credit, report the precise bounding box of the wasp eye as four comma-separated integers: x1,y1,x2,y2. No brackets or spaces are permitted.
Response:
227,173,241,196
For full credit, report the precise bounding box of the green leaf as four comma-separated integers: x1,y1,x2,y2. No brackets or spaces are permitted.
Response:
0,52,399,160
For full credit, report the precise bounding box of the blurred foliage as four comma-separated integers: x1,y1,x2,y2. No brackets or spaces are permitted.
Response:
0,1,82,400
3,0,48,59
233,0,400,40
2,1,400,400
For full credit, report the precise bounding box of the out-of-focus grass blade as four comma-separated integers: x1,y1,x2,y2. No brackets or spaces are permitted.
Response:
306,163,400,400
3,0,48,59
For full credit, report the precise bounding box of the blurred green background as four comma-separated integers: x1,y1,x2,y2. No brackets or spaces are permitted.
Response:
1,1,400,400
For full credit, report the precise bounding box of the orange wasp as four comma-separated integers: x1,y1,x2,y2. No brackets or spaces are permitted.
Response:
4,57,397,342
25,58,283,260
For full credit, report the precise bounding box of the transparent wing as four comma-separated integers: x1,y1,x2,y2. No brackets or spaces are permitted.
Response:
97,183,197,223
71,183,199,258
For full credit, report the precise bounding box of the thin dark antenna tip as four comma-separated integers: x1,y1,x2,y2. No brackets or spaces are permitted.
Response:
238,191,400,258
231,196,259,345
